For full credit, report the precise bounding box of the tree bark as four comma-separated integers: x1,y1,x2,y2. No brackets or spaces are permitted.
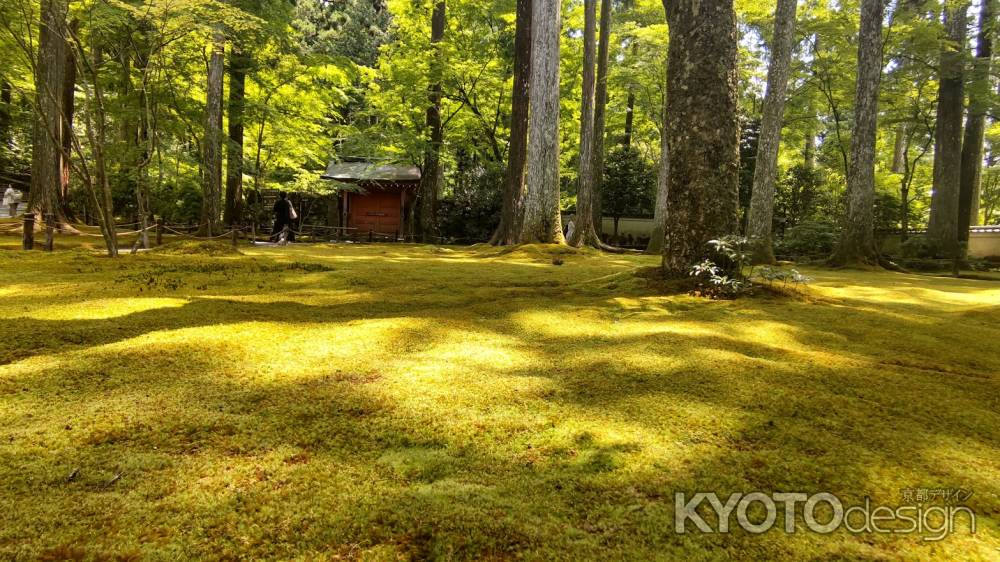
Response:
927,3,969,258
418,0,446,242
646,71,668,254
891,124,906,173
225,47,250,227
746,0,798,264
569,0,601,247
802,36,819,172
660,0,740,275
491,0,531,245
125,27,154,248
93,47,118,256
59,19,78,221
139,43,154,247
959,0,992,240
75,44,119,256
201,30,225,236
829,0,887,267
519,0,563,243
622,40,639,148
590,0,611,231
0,81,10,150
28,0,68,220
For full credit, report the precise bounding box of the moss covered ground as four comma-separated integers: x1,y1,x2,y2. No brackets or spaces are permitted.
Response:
0,234,998,560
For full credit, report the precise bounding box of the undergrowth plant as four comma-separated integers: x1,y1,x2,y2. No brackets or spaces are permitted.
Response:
689,236,755,299
689,236,812,298
755,266,813,291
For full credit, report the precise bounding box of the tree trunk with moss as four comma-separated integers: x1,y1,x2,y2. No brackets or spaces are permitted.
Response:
959,0,992,241
746,0,798,264
0,81,10,154
519,0,563,243
418,0,446,242
491,0,531,245
224,47,250,227
660,0,740,275
27,0,68,221
926,3,968,259
646,79,668,254
201,30,225,236
59,19,78,222
622,41,639,148
829,0,887,267
570,0,603,247
590,0,611,232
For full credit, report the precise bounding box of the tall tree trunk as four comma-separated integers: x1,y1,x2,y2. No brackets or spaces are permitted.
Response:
0,81,11,150
225,47,250,227
201,30,225,236
0,80,10,187
28,0,68,221
747,0,798,264
59,19,78,222
899,126,912,241
75,43,119,256
418,0,446,242
959,0,993,240
93,47,118,256
660,0,740,275
622,40,639,148
570,0,601,246
927,3,969,258
891,124,906,173
133,31,154,248
646,72,668,254
802,36,819,172
623,93,635,147
803,133,815,170
519,0,563,243
829,0,887,266
490,0,531,245
590,0,611,231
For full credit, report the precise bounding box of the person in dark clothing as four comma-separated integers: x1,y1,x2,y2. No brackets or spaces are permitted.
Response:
271,191,296,242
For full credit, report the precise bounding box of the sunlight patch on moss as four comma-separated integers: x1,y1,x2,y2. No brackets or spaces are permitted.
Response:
0,241,998,559
21,297,190,320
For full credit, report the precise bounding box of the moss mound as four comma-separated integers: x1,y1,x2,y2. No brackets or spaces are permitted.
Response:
493,243,600,261
148,240,242,256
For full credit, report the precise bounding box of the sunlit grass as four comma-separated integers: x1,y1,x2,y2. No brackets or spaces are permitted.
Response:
0,239,998,560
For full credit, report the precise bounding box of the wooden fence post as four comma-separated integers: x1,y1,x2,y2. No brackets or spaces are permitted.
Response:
22,213,35,250
368,228,373,243
155,216,163,245
232,227,238,248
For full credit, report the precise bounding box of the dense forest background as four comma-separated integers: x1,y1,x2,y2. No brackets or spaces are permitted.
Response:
1,0,999,249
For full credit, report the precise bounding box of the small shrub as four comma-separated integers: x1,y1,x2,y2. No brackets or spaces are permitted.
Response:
756,265,813,290
775,220,837,258
690,236,813,299
899,235,943,259
689,259,748,299
688,236,755,299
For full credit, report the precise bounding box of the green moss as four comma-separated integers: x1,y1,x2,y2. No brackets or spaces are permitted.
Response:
0,239,998,560
149,240,243,256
